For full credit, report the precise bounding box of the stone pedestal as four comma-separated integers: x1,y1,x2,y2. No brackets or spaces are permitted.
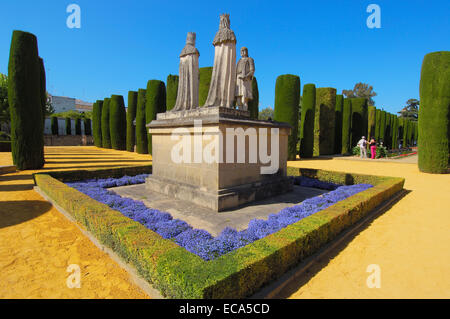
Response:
146,107,292,211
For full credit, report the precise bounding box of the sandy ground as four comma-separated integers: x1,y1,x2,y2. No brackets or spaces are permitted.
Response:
1,147,449,298
286,157,450,299
0,147,152,298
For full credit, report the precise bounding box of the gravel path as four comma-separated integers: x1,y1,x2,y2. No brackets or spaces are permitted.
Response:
0,147,151,298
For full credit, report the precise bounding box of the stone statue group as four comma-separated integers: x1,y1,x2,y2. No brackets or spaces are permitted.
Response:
173,14,255,112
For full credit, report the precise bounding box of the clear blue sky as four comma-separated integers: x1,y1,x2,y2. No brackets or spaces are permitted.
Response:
1,0,449,114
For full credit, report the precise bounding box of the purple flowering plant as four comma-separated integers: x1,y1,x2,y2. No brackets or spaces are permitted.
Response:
66,174,372,261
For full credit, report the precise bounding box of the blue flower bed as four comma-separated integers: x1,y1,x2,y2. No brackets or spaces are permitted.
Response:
66,174,372,261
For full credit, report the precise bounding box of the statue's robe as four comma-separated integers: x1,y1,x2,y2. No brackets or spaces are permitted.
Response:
236,57,255,101
173,44,199,111
204,28,236,108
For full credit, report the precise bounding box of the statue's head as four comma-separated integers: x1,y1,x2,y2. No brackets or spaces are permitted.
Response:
219,13,230,29
240,47,248,57
186,32,196,45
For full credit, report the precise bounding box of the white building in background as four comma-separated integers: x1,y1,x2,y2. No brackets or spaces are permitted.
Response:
75,99,93,112
48,94,93,113
50,95,76,113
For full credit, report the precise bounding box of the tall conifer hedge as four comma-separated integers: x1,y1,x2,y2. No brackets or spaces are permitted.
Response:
334,94,343,154
146,80,166,155
350,97,368,147
109,95,127,150
341,98,352,155
93,100,103,147
8,30,44,169
313,87,336,156
135,89,148,154
299,84,315,158
274,74,300,160
101,98,111,148
247,77,259,119
166,74,179,111
199,67,213,107
126,91,138,152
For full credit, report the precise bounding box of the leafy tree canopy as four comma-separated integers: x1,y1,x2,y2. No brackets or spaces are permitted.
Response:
258,106,274,120
398,98,419,122
342,82,377,106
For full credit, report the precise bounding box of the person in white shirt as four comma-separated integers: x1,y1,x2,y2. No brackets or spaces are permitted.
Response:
357,136,368,158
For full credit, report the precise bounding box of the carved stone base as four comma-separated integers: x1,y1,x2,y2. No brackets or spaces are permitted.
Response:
145,174,293,212
146,106,292,211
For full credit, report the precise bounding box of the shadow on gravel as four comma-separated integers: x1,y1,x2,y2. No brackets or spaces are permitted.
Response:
251,189,411,299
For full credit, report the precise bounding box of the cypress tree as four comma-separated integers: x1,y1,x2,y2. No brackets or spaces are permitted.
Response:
199,67,213,107
92,100,103,147
135,88,148,154
414,122,418,145
84,118,91,136
166,74,179,111
65,117,72,135
101,98,111,148
126,91,138,152
75,118,82,135
392,115,398,149
334,94,343,154
380,110,386,145
375,108,381,142
51,116,58,135
313,87,336,156
146,80,166,155
367,105,376,140
8,30,44,169
341,98,352,154
109,95,127,150
403,119,409,147
38,57,46,128
299,84,316,158
247,77,259,119
350,97,368,147
385,113,391,149
274,74,300,160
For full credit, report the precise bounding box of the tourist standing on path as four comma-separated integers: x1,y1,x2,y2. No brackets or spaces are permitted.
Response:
369,137,377,159
357,136,368,158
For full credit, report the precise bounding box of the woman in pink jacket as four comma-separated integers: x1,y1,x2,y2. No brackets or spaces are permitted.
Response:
369,137,377,159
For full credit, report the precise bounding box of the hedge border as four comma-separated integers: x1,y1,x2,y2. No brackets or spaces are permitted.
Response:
33,165,404,299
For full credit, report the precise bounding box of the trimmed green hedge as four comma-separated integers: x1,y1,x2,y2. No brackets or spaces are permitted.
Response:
93,100,103,147
135,89,148,154
335,94,343,154
127,91,138,152
367,105,376,140
166,75,179,111
65,117,72,135
101,98,111,148
38,57,46,128
247,77,259,120
350,98,368,148
146,80,166,155
34,165,404,298
299,84,315,158
391,115,398,149
51,116,58,135
341,98,352,155
379,110,386,145
199,67,213,107
8,30,44,170
313,87,336,156
109,95,127,150
75,118,82,135
274,74,300,160
84,118,92,136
